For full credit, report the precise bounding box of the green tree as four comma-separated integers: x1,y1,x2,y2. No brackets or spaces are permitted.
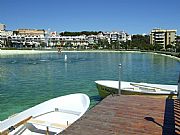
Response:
120,41,128,49
175,36,180,52
111,41,120,49
131,35,150,50
97,38,110,49
154,44,163,51
165,44,173,50
40,41,46,48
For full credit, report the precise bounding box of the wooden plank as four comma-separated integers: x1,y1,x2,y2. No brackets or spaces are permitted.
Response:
28,119,70,129
60,95,178,135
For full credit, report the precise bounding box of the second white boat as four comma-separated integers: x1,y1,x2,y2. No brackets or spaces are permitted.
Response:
0,93,90,135
95,80,178,98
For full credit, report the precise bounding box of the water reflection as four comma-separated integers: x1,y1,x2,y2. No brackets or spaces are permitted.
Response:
0,52,179,120
65,62,68,73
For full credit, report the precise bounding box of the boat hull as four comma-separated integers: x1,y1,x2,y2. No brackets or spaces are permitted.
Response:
0,93,90,135
96,83,117,98
96,80,177,98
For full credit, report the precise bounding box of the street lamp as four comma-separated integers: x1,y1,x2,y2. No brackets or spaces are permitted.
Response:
118,64,122,95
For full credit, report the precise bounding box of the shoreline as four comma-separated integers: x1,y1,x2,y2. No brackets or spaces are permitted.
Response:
0,49,180,61
0,50,56,55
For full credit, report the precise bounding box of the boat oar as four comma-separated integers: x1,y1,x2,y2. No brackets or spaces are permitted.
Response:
0,116,32,135
130,83,175,92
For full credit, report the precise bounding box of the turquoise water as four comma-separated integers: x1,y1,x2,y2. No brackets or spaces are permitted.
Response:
0,52,179,120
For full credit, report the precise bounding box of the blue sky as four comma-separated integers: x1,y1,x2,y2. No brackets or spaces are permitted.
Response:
0,0,180,35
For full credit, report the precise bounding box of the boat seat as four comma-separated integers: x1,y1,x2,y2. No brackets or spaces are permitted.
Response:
130,83,156,92
130,83,173,92
55,108,81,116
155,88,161,92
28,119,71,129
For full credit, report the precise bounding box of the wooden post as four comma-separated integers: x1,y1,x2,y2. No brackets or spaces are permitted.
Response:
46,126,49,135
118,64,121,95
177,72,180,99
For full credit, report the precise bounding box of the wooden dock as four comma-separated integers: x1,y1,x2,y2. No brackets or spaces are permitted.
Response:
60,95,180,135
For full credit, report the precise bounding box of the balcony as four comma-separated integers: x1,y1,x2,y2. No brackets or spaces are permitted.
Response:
155,36,164,39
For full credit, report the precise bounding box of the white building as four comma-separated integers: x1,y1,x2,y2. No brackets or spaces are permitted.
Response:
103,31,131,43
0,30,13,47
10,29,46,47
48,35,88,48
150,29,177,49
0,24,132,49
87,35,98,45
0,24,6,31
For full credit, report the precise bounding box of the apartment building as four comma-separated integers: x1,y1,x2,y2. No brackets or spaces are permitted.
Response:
49,34,88,48
103,31,131,44
87,35,98,45
0,23,132,49
0,24,13,47
9,29,46,47
150,29,177,49
0,23,6,31
13,29,45,41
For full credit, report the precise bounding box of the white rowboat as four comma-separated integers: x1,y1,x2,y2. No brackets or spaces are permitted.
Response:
95,80,177,98
0,93,90,135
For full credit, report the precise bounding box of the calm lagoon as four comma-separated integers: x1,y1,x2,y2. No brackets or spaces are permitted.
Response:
0,52,179,120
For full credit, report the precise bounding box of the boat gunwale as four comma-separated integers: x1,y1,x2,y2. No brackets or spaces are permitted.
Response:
95,80,177,96
0,93,90,134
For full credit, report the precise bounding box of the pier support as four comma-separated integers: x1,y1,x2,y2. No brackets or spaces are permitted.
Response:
177,72,180,99
118,64,121,95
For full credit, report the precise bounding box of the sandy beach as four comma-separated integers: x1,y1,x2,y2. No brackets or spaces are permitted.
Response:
147,52,180,61
0,49,180,61
0,49,141,56
0,50,56,55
